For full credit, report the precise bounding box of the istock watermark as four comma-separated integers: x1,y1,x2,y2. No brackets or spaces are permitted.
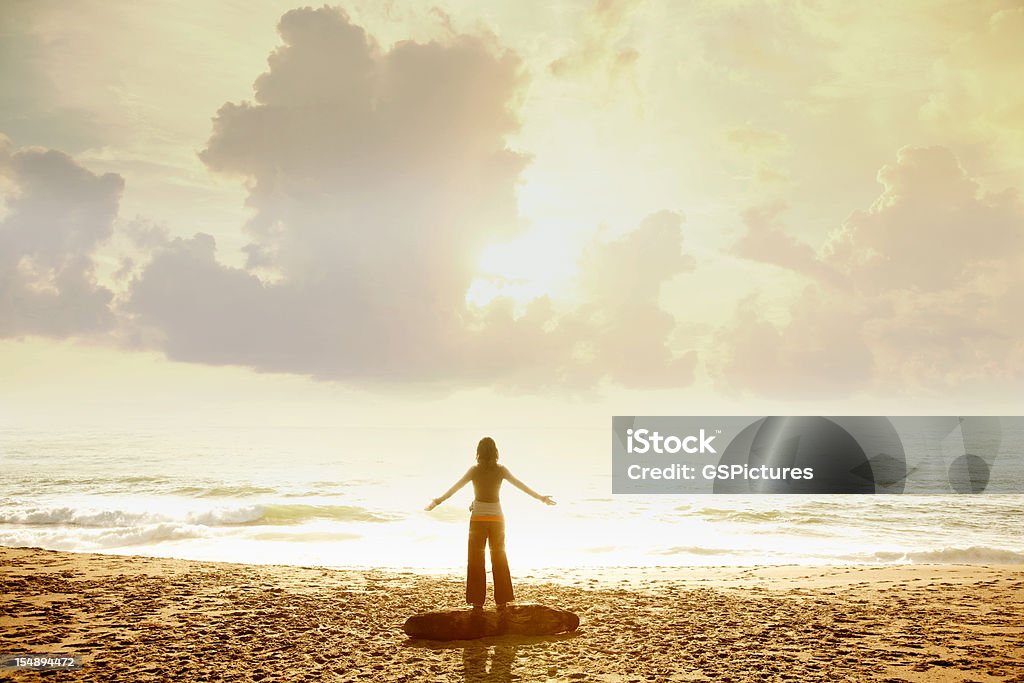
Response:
612,416,1024,494
624,428,718,454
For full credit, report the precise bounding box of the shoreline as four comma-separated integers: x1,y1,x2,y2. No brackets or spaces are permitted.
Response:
2,546,1022,681
5,543,1021,586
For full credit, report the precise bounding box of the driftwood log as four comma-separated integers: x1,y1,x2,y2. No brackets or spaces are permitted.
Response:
403,603,580,641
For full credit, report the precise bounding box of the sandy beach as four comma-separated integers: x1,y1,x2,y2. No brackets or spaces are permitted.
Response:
1,546,1022,682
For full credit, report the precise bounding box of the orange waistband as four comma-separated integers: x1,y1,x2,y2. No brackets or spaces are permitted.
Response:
470,515,504,522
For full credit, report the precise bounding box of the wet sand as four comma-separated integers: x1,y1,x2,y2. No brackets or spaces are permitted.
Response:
1,546,1022,682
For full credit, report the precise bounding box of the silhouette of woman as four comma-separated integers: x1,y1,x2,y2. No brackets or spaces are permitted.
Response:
425,437,556,610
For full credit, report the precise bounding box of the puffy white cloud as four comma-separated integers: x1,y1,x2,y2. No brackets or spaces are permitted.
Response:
824,146,1021,291
714,288,876,398
570,210,697,387
717,145,1024,397
125,7,693,388
0,135,123,337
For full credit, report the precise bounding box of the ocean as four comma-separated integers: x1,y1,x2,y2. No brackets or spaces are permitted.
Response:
2,426,1022,571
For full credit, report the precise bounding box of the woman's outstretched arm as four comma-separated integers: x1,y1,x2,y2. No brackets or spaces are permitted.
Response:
502,466,556,505
424,467,474,511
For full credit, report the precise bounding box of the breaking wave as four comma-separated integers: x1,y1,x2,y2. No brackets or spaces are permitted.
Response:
0,501,399,527
864,546,1024,565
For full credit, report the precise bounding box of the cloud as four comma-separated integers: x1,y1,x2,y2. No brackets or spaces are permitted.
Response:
125,7,694,389
714,288,876,398
0,135,123,337
922,7,1024,165
698,2,833,102
571,210,697,387
723,124,787,158
715,145,1024,397
825,146,1021,291
0,7,108,153
722,125,792,191
730,203,834,281
548,0,643,88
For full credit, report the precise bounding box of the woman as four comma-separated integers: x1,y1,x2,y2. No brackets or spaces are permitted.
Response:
424,437,556,610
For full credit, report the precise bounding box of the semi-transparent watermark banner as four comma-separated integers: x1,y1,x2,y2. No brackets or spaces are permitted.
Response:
612,416,1024,494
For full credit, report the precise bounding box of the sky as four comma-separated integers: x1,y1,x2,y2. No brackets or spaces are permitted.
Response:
2,0,1024,445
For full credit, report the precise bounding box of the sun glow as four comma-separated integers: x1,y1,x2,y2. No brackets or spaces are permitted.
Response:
466,224,581,310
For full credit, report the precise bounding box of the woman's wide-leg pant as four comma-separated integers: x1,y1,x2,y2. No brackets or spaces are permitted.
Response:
466,519,514,605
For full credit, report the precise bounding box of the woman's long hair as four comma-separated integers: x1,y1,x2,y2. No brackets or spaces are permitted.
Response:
476,437,499,467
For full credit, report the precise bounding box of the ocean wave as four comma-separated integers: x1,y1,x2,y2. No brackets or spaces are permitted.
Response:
688,505,977,531
865,546,1024,565
0,501,399,528
170,485,279,498
652,545,748,557
693,508,785,523
0,522,208,550
248,530,361,542
255,504,398,524
0,505,164,527
3,475,177,497
7,476,173,486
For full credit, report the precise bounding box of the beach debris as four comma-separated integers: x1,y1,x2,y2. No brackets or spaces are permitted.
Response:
402,603,579,641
